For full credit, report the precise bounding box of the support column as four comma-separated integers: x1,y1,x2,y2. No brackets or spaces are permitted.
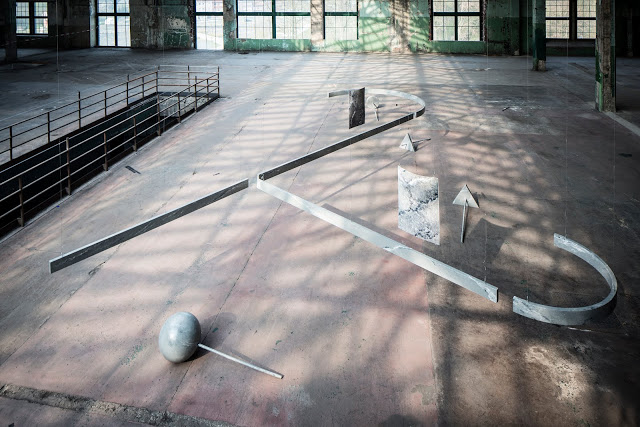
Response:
626,5,633,57
596,0,616,112
222,0,237,50
2,0,17,63
532,0,546,71
310,0,324,51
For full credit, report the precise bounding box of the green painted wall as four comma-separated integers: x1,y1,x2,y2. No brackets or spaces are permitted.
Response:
225,0,527,55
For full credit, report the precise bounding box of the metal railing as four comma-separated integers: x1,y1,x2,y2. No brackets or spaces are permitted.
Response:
0,66,220,232
0,66,219,164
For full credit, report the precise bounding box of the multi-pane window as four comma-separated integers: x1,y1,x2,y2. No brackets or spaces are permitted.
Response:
16,2,48,35
576,0,595,39
324,0,357,41
196,0,224,49
546,0,596,40
546,0,569,39
237,0,310,39
432,0,481,41
97,0,131,47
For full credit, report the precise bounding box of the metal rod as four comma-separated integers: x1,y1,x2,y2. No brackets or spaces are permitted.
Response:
77,91,82,128
156,89,161,136
194,76,198,112
126,75,129,106
103,133,108,171
65,137,71,195
104,90,108,117
9,126,13,160
257,179,498,303
177,93,181,122
197,343,283,379
461,200,467,243
18,176,24,226
132,116,137,152
49,180,249,273
47,112,51,144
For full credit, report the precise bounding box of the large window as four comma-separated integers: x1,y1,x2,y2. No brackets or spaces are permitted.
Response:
576,0,596,39
546,0,596,40
237,0,310,40
324,0,357,41
432,0,481,41
97,0,131,47
196,0,224,49
16,1,48,35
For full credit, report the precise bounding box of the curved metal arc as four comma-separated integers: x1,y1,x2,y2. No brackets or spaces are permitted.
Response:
512,233,617,325
328,88,427,119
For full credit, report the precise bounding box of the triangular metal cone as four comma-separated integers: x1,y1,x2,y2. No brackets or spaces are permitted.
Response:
452,184,478,208
399,133,415,152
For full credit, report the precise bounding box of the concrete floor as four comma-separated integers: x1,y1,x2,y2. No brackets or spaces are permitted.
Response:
0,48,639,426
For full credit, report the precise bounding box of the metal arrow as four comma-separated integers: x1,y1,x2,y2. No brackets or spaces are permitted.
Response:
452,184,478,243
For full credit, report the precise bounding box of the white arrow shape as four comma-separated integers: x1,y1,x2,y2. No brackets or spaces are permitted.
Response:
399,133,415,152
452,184,478,243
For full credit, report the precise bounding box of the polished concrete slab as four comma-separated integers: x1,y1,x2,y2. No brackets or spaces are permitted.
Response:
0,49,639,426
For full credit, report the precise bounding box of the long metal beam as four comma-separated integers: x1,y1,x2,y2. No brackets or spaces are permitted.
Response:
256,178,498,303
512,234,617,325
49,89,425,274
260,89,426,180
49,179,248,273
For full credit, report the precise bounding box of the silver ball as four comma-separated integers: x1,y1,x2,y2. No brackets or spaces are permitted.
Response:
158,312,201,363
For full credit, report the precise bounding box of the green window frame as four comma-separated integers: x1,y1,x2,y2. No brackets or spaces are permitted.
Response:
237,0,310,40
324,0,358,41
546,0,596,40
431,0,482,41
96,0,131,47
16,1,48,35
195,0,224,49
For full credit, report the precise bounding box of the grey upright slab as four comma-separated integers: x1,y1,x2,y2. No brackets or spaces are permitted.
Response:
348,87,365,128
398,166,440,245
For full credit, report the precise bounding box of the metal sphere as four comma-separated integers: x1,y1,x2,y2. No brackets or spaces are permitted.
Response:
158,312,201,363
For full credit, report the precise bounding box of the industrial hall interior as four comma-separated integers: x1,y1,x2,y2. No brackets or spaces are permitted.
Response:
0,0,639,425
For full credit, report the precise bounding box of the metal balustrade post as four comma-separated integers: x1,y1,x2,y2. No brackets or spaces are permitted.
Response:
156,91,161,136
18,176,24,226
9,126,13,161
103,132,108,171
104,90,107,117
65,137,72,195
177,92,182,123
133,116,138,152
187,66,191,96
78,91,82,128
194,76,198,112
47,112,51,144
126,74,130,106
